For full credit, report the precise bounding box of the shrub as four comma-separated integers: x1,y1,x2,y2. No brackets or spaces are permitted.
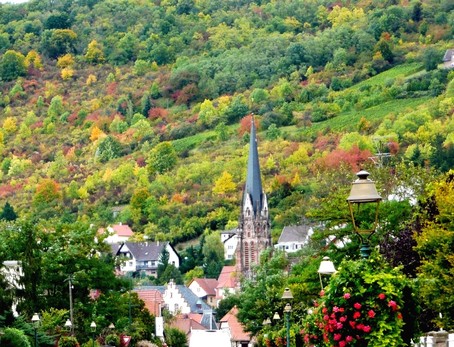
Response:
105,333,120,347
59,336,79,347
1,327,31,347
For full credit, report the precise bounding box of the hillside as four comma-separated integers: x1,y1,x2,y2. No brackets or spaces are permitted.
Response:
0,0,453,247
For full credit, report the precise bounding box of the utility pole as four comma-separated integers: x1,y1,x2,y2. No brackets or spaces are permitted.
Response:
65,275,74,335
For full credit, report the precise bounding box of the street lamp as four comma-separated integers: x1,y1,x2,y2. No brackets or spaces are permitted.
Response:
64,319,72,333
281,288,293,347
90,321,96,347
31,313,40,347
317,256,336,290
347,170,382,258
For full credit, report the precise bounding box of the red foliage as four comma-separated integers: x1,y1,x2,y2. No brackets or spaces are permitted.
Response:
30,120,44,130
314,134,340,151
106,82,118,95
316,146,372,172
85,110,101,122
23,79,40,92
148,107,168,120
238,114,260,136
136,156,146,167
0,184,16,198
387,141,400,155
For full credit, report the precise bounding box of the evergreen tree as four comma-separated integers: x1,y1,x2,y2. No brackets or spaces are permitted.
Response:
0,202,17,221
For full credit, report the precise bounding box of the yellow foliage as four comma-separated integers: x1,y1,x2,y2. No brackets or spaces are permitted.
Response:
77,186,89,200
44,82,58,99
328,6,365,28
102,168,113,182
151,61,159,71
213,171,236,195
3,117,17,134
86,74,97,86
57,54,75,68
85,39,105,64
61,67,74,80
25,50,43,70
90,98,102,112
90,126,105,142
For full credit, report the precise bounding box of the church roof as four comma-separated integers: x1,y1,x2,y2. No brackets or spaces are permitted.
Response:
244,118,263,215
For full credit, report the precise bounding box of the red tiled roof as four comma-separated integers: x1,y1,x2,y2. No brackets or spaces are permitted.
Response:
220,306,250,342
111,224,134,236
134,289,164,316
170,314,206,335
191,278,218,296
217,266,238,289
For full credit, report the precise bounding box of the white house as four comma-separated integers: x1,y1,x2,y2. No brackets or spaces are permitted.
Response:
189,329,231,347
442,49,454,68
274,225,312,253
188,278,218,307
100,223,134,244
114,241,179,277
221,229,238,260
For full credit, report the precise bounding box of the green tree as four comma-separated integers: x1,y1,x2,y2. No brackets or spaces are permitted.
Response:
1,327,31,347
423,47,441,71
147,142,177,175
164,327,188,347
84,39,105,64
0,201,17,221
41,29,77,58
0,50,26,81
96,135,122,163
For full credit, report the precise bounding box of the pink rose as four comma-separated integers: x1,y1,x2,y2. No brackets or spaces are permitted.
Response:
339,341,346,347
353,311,361,319
346,336,353,342
343,293,351,299
334,333,342,341
354,302,362,310
368,310,376,318
363,325,371,333
378,293,386,300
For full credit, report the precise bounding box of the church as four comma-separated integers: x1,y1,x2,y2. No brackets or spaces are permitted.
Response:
235,118,271,278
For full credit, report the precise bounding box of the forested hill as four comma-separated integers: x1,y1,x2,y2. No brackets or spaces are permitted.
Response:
0,0,453,244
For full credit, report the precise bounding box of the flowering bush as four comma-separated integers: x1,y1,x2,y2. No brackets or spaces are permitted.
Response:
301,254,417,347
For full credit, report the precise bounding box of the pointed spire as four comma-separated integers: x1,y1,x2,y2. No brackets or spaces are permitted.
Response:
245,115,263,215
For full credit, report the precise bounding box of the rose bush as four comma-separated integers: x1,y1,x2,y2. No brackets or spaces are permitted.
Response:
301,254,418,347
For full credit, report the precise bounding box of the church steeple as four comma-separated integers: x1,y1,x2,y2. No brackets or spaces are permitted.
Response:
244,117,263,215
236,116,271,278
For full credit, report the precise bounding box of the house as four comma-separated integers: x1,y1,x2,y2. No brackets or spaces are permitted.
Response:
100,223,134,244
220,306,253,347
169,314,207,342
442,49,454,68
221,229,238,261
274,224,313,253
134,287,165,316
216,266,239,305
115,241,180,277
188,278,218,307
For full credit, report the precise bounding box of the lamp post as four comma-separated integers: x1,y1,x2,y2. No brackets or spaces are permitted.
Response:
317,256,336,290
64,319,72,334
31,313,40,347
347,170,382,258
90,321,96,347
281,288,293,347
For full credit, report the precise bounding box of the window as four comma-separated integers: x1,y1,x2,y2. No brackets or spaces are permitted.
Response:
129,261,133,266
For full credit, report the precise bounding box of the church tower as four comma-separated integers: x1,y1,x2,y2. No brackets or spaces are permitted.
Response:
236,118,271,278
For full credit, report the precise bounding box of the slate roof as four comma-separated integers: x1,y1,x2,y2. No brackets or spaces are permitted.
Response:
220,306,251,342
443,49,454,62
177,285,212,313
277,225,312,243
244,118,264,215
118,242,167,261
190,278,218,296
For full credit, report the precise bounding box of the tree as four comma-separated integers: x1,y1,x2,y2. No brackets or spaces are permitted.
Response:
41,29,77,58
147,142,177,175
212,171,236,195
84,39,105,64
0,201,17,221
423,47,441,71
164,327,188,347
96,135,122,163
415,171,454,330
0,50,26,81
1,327,31,347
